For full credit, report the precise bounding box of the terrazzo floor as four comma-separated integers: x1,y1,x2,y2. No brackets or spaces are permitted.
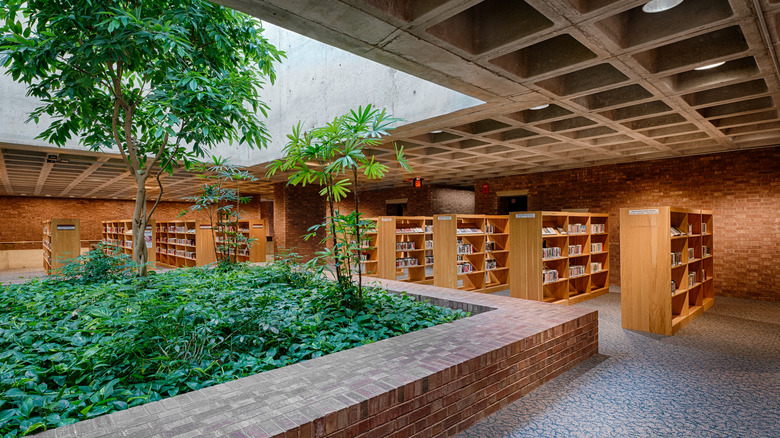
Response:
459,291,780,438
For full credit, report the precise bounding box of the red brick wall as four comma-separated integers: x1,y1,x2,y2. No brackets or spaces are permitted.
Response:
475,146,780,301
273,182,326,260
0,195,266,250
337,186,474,217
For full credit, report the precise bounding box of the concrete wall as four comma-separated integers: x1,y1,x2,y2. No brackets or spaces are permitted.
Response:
475,146,780,302
0,22,481,167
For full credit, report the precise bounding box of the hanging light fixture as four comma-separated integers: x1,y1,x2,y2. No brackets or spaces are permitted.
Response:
694,61,726,71
530,104,550,110
642,0,684,13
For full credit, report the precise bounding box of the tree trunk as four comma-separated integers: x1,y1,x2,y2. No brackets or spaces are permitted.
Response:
133,183,149,276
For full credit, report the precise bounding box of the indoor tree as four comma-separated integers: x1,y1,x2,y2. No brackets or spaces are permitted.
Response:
267,105,411,301
0,0,284,275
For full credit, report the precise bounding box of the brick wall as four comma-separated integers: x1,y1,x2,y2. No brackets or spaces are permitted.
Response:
0,195,266,250
273,182,326,260
474,146,780,301
337,186,474,217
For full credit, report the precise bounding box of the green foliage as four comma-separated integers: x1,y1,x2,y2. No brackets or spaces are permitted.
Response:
180,157,258,264
0,0,285,273
54,244,139,284
267,105,412,298
0,261,467,436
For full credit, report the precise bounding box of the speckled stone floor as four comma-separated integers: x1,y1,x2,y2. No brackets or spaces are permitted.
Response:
458,291,780,438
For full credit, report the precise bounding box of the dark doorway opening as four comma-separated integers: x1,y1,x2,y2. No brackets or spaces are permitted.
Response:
498,195,527,214
386,203,406,216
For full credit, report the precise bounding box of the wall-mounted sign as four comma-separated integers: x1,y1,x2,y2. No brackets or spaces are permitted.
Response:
629,209,659,215
413,177,423,188
482,183,489,194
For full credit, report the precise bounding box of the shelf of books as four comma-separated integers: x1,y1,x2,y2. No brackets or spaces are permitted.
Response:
357,218,379,277
433,214,509,293
101,220,156,262
509,211,609,305
215,219,267,263
377,216,433,284
43,219,81,273
620,207,714,335
154,220,216,268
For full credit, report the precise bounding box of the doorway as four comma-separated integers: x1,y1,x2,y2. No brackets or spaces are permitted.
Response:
386,202,406,216
498,195,527,214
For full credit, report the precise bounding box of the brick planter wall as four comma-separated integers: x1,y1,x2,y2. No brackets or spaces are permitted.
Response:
39,279,598,438
475,147,780,301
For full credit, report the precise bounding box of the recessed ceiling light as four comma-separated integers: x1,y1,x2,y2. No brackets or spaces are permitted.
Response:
694,61,726,71
530,104,550,110
430,130,443,134
642,0,683,13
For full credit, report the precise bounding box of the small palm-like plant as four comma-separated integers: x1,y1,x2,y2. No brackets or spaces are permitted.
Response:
267,105,412,301
181,157,258,265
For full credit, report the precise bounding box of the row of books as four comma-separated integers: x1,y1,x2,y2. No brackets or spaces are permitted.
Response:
159,226,196,234
591,223,606,234
456,243,474,255
543,247,562,259
359,253,369,262
159,237,196,246
592,242,604,252
591,262,603,273
396,227,424,233
542,227,561,236
217,248,251,257
103,238,123,247
103,226,126,234
457,262,474,274
569,224,587,234
425,255,434,265
569,244,583,256
688,271,697,288
671,251,684,267
703,246,711,257
688,248,695,260
485,259,497,270
485,225,498,234
485,241,497,252
671,226,686,237
543,269,559,284
569,265,586,278
396,241,416,251
157,248,196,259
425,240,434,249
396,257,419,268
425,225,434,233
457,227,483,234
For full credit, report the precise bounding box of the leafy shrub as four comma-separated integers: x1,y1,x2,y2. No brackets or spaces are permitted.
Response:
0,261,467,436
53,244,138,284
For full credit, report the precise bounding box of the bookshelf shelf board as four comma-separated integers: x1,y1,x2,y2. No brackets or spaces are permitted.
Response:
671,235,688,240
672,289,688,298
543,277,569,285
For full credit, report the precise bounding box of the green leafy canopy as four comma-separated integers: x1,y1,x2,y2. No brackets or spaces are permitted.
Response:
0,0,285,166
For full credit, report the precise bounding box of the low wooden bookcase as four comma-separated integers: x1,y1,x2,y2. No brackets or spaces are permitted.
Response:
509,211,609,305
620,207,715,335
43,219,81,273
215,219,267,263
102,220,156,262
376,216,433,284
154,220,216,268
433,214,509,293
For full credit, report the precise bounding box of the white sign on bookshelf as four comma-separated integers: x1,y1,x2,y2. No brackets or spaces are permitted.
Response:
515,213,535,218
437,216,452,221
629,209,659,216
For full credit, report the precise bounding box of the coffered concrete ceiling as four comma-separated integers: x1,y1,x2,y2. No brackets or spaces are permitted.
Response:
225,0,780,189
2,0,779,200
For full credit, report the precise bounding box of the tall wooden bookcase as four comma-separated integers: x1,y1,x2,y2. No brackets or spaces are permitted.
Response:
102,220,156,262
43,219,81,273
620,207,715,335
215,219,267,263
376,216,433,284
433,214,509,293
358,218,379,277
155,220,216,268
509,211,609,305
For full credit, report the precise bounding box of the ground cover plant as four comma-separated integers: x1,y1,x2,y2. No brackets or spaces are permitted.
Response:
0,258,467,436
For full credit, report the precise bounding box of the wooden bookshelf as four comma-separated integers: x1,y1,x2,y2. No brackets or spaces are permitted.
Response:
377,216,433,284
43,219,80,273
154,220,216,268
357,218,379,277
101,220,156,262
620,207,715,335
215,219,267,263
509,211,609,305
433,214,509,293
